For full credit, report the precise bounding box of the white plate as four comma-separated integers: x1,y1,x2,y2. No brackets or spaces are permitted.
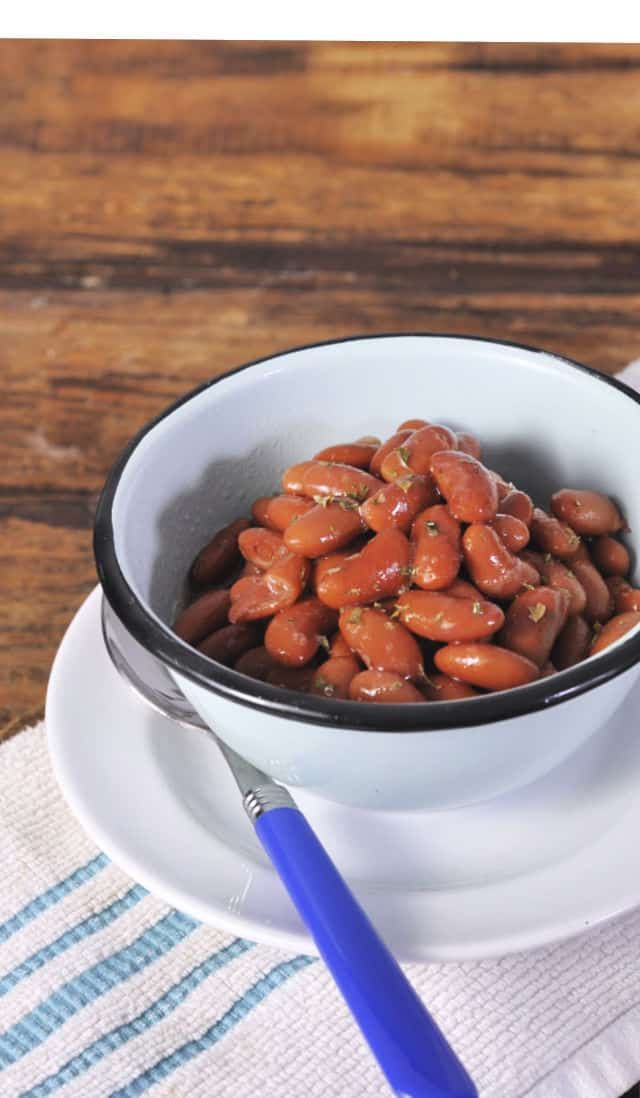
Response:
47,587,640,962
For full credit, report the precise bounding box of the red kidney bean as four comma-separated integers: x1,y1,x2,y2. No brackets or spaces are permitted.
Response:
434,643,539,690
463,524,540,599
530,508,582,559
370,430,412,477
551,489,624,536
349,670,426,703
264,598,338,667
252,494,314,531
173,588,231,645
500,488,534,526
590,536,631,577
456,431,482,459
570,558,613,624
229,554,310,622
234,646,279,681
422,673,478,700
360,475,435,533
190,518,250,587
283,501,365,557
443,577,484,600
266,667,315,692
238,527,288,570
552,615,593,670
491,513,530,553
498,587,569,667
590,611,640,655
380,425,458,482
536,556,587,616
311,656,361,699
397,418,429,431
339,607,424,678
316,528,411,609
281,460,381,502
313,442,378,468
411,504,462,591
198,623,260,665
430,451,499,523
396,590,504,642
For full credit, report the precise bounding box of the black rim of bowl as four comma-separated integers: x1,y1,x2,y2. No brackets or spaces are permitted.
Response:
93,332,640,732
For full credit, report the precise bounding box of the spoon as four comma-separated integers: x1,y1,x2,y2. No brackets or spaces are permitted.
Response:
101,596,478,1098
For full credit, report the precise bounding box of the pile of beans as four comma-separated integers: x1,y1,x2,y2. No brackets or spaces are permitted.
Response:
173,420,640,704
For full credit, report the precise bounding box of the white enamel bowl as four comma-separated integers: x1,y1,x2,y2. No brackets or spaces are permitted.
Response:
94,334,640,811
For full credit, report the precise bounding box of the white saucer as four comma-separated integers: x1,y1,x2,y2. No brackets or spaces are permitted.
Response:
47,587,640,962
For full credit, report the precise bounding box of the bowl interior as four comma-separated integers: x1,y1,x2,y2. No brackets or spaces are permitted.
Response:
110,336,639,638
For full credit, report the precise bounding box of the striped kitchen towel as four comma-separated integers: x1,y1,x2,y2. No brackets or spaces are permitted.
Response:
2,361,640,1098
3,720,640,1097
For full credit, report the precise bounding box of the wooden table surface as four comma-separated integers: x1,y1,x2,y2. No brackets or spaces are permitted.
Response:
2,40,640,1096
4,39,640,737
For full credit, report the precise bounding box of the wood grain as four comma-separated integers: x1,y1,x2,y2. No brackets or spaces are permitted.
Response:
2,40,640,740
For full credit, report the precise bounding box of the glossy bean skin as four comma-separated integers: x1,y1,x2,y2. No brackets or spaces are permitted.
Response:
615,585,640,613
463,524,540,599
190,518,251,588
198,623,260,665
552,615,592,670
430,451,499,523
234,646,279,681
348,670,426,704
434,643,539,691
313,442,378,468
173,588,231,645
397,418,429,431
499,488,534,526
380,424,458,482
570,558,613,624
491,513,530,553
396,590,504,642
529,508,582,559
238,527,288,570
369,430,412,477
551,489,624,536
266,667,315,692
590,611,640,655
311,656,361,699
456,431,482,460
410,503,460,546
422,672,478,700
281,460,381,501
229,554,311,622
240,560,262,577
411,504,462,590
444,577,484,600
330,631,353,658
265,598,338,666
339,607,424,678
252,494,314,531
590,536,631,577
359,475,435,533
537,556,587,616
316,529,411,609
498,587,569,667
283,501,365,557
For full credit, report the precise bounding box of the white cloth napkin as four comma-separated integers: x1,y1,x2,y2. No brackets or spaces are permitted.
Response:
2,360,639,1098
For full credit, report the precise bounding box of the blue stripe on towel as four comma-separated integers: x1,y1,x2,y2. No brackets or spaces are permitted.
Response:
0,909,198,1068
0,855,109,945
111,955,315,1098
18,938,254,1098
0,885,147,997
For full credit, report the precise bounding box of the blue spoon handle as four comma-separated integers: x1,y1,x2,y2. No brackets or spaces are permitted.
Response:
254,805,477,1098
